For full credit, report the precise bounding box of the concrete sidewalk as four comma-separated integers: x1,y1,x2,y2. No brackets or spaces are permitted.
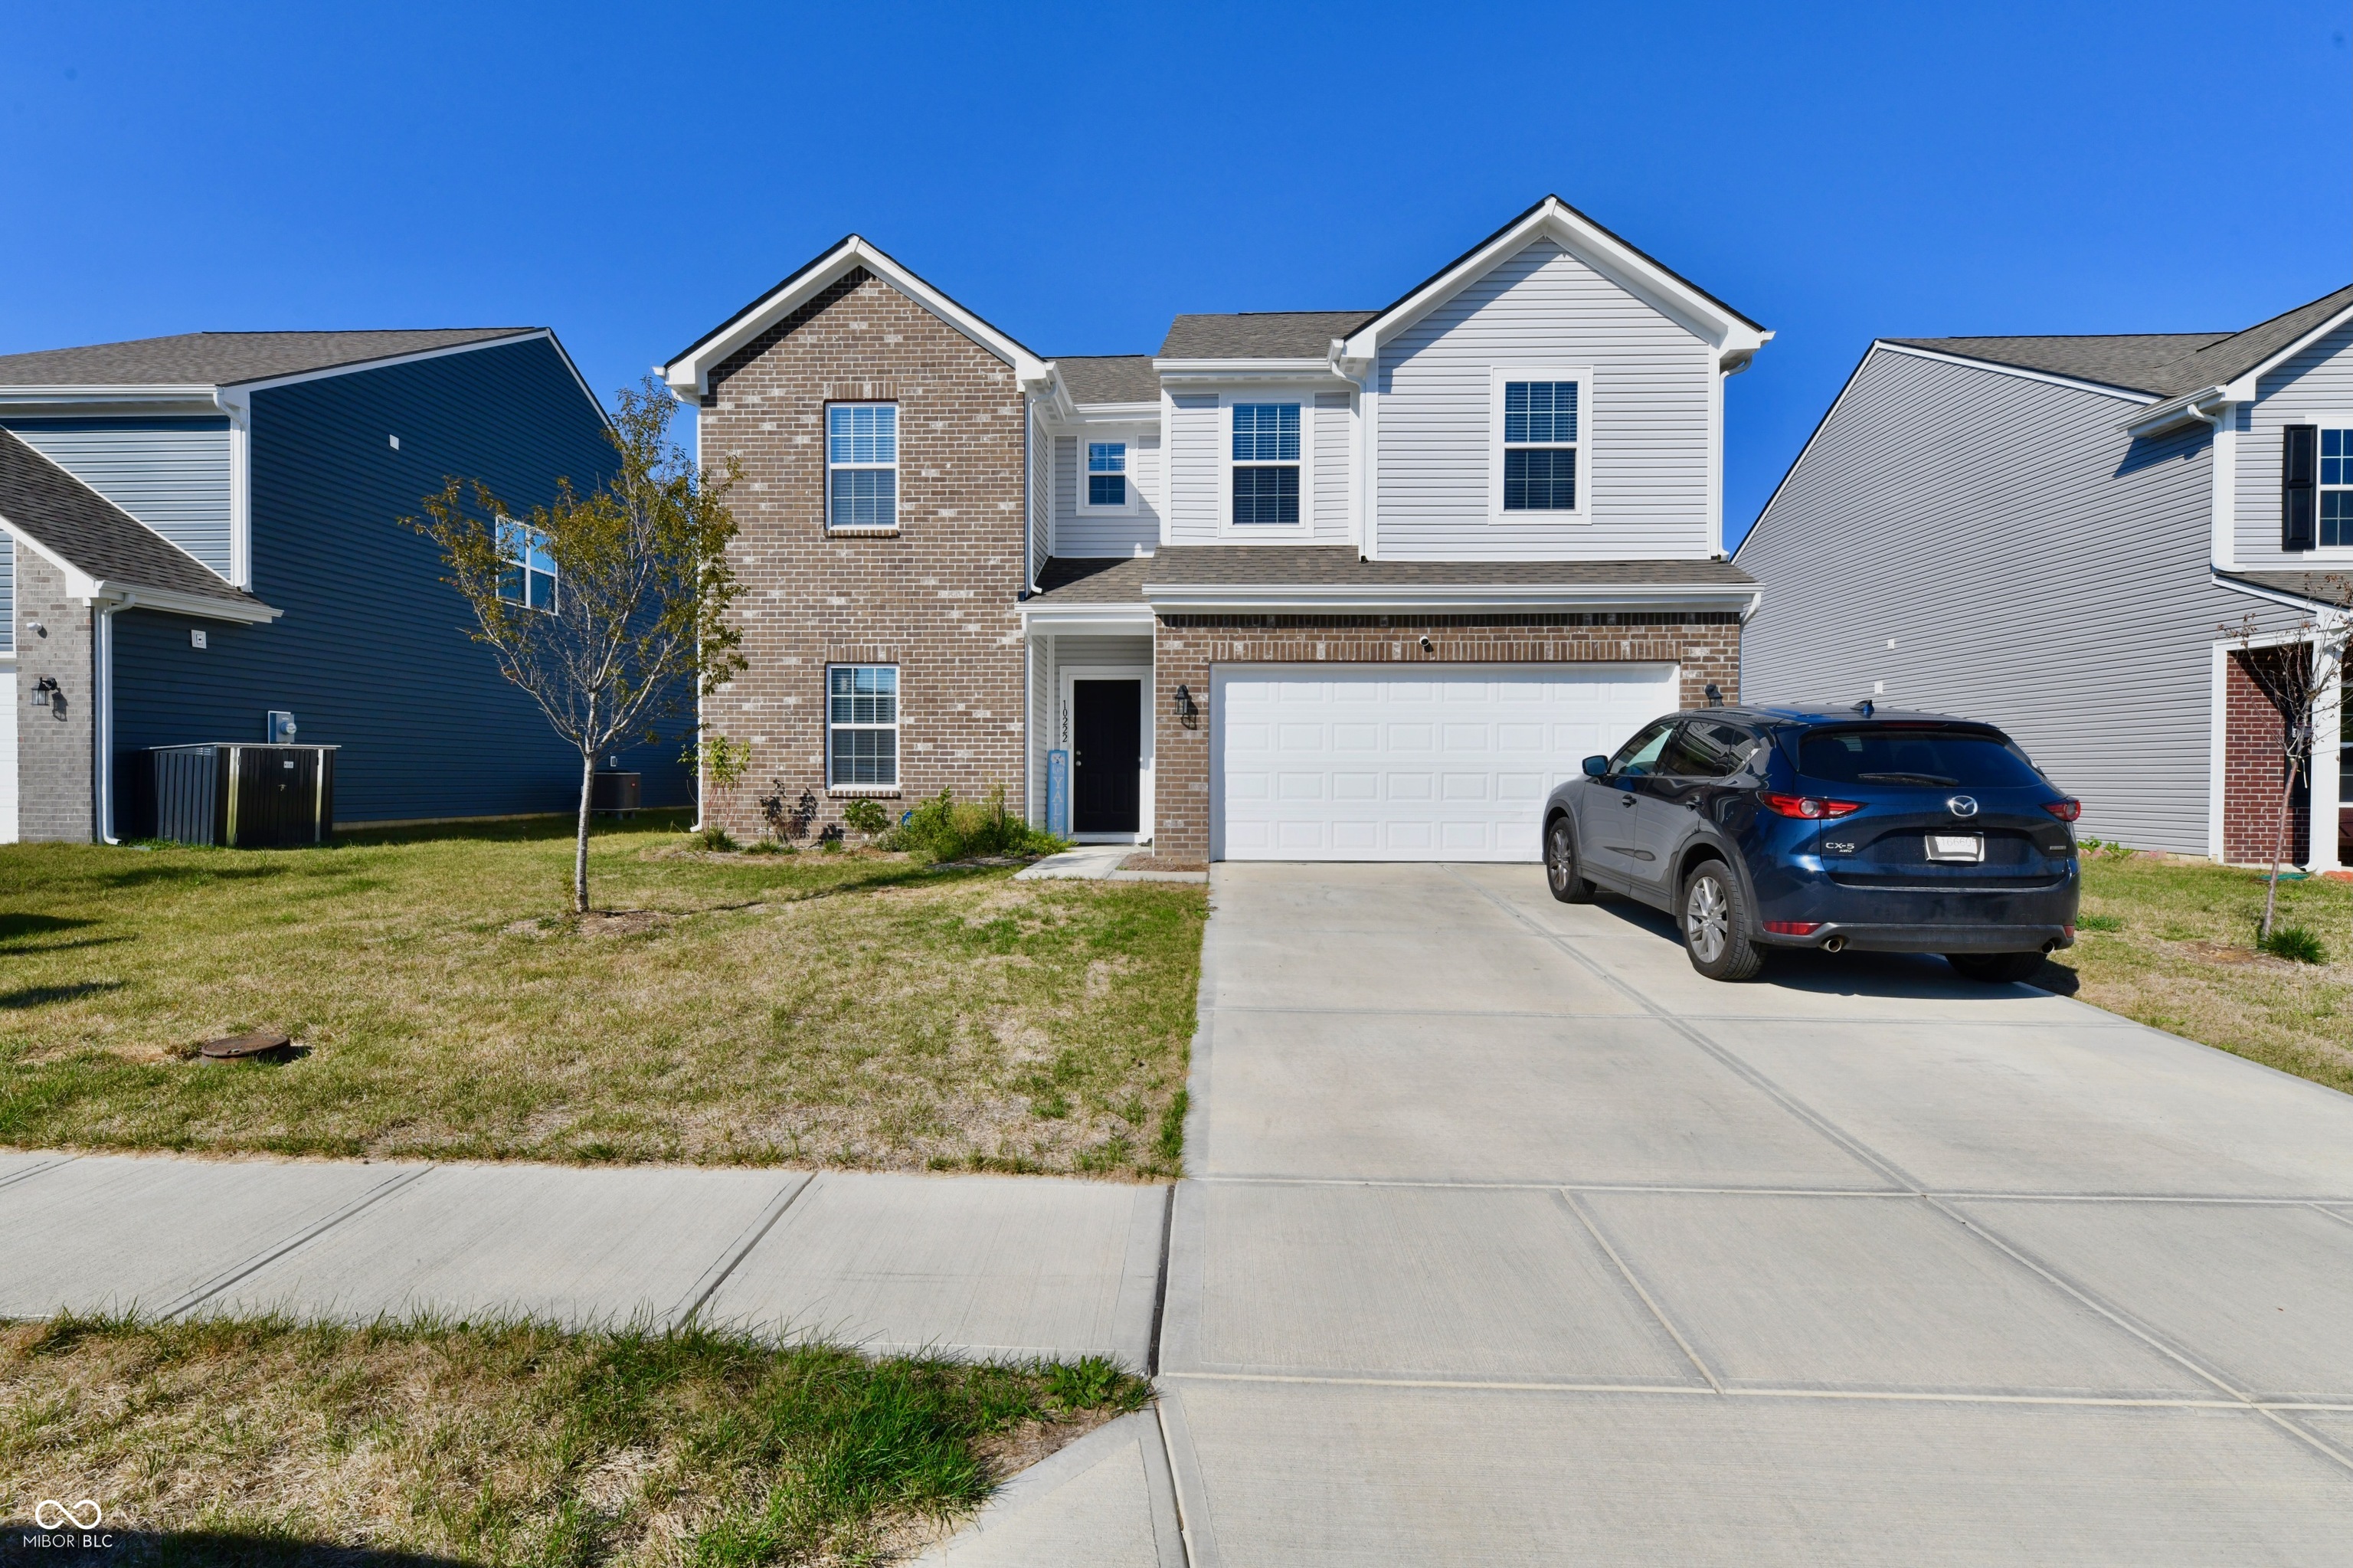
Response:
0,1154,1167,1365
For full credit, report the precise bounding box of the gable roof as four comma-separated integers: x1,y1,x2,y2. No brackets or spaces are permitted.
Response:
1158,312,1378,360
1337,195,1769,368
1887,283,2353,400
1054,355,1160,405
0,427,273,620
663,236,1049,400
0,329,540,391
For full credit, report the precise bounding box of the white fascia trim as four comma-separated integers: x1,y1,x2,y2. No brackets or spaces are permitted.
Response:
0,518,102,597
1152,358,1347,384
0,388,222,416
2122,385,2230,438
1019,604,1155,635
1872,342,2158,405
1142,581,1761,617
1338,197,1771,365
2215,300,2353,403
2211,569,2353,621
664,237,1049,401
0,517,281,623
1042,401,1163,434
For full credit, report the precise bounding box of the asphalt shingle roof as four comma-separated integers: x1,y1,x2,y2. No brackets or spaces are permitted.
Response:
1055,355,1159,404
1157,312,1379,360
0,329,538,389
1889,283,2353,398
1028,548,1754,605
0,428,264,607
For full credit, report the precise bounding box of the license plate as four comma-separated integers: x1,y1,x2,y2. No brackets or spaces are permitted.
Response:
1926,833,1984,863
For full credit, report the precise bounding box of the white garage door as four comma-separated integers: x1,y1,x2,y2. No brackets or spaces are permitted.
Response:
1213,663,1679,862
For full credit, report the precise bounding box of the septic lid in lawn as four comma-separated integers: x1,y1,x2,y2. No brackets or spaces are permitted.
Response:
198,1030,293,1060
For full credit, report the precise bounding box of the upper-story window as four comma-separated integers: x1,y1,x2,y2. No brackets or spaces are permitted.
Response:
828,403,898,531
1232,403,1301,525
496,518,558,611
2321,429,2353,547
1086,441,1127,509
1502,379,1580,511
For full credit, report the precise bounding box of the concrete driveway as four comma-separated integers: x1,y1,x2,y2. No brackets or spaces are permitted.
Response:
1158,863,2353,1564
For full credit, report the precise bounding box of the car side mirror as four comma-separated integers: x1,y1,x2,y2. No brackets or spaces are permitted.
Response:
1582,755,1610,778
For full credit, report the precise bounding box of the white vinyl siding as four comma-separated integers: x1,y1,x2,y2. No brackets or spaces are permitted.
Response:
1052,427,1160,557
1374,237,1712,561
1167,394,1222,542
0,418,234,580
1737,345,2277,856
2235,320,2353,568
1314,390,1351,538
0,535,11,653
1213,663,1677,862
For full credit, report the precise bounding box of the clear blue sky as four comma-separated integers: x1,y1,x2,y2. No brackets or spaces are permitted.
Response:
7,2,2348,545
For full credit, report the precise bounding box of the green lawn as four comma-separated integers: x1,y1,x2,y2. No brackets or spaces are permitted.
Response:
2040,851,2353,1095
0,1314,1148,1566
0,815,1204,1176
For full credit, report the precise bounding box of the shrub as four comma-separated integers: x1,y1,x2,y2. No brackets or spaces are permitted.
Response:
840,797,891,838
687,825,736,853
2260,924,2328,964
882,786,1066,863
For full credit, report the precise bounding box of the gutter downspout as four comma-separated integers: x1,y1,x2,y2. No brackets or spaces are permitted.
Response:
1327,343,1374,559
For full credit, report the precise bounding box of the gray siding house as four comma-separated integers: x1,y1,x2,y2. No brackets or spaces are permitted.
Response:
1736,284,2353,869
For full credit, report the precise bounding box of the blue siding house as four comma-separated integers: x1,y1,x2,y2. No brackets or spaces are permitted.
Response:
0,329,690,843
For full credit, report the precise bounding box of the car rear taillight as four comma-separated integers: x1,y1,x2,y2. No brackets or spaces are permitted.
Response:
1763,921,1823,936
2043,799,2082,822
1759,792,1864,820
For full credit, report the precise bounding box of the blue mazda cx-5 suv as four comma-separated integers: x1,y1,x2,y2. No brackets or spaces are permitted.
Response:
1541,704,2081,983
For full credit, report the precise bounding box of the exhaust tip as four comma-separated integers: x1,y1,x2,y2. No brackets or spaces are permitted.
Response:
1822,935,1847,954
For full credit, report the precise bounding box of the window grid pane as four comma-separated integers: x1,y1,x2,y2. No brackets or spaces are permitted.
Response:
2324,488,2353,548
827,666,899,787
1232,404,1301,462
2324,429,2353,487
827,404,898,465
1233,465,1300,525
830,468,897,529
1504,381,1579,445
1089,473,1127,507
1088,441,1126,473
1503,447,1577,511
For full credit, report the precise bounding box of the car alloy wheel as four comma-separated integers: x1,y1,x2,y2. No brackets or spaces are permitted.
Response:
1685,872,1730,964
1547,820,1573,892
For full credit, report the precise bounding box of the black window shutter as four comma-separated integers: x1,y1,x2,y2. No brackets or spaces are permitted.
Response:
2283,423,2318,551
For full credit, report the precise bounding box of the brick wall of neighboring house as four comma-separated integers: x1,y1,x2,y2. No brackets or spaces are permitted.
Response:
1147,611,1743,866
2222,647,2309,866
15,548,93,842
695,268,1028,841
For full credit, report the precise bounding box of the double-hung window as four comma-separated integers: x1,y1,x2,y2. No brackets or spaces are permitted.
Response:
827,665,898,787
1231,403,1301,525
1086,441,1127,509
1501,378,1581,512
828,403,898,530
2322,429,2353,548
496,517,558,611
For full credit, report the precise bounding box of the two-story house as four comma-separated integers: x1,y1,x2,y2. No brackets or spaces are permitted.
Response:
1737,284,2353,870
0,329,686,843
666,198,1770,863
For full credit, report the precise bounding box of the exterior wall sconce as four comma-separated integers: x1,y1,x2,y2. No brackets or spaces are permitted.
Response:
1705,683,1724,707
1173,684,1199,729
31,675,64,717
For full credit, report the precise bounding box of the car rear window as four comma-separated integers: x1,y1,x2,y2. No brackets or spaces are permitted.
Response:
1796,726,2045,789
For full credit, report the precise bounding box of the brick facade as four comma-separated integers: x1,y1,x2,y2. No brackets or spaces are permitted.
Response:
696,269,1028,840
2222,647,2311,866
15,545,94,842
1147,611,1743,866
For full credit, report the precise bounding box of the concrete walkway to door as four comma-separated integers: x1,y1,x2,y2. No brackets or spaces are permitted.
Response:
1154,863,2353,1564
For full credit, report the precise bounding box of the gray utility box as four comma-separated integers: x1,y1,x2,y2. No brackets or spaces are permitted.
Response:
137,745,339,847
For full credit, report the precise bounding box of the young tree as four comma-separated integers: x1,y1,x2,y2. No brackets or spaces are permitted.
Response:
2225,591,2350,941
414,378,745,914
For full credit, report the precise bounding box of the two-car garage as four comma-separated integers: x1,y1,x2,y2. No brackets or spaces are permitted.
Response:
1211,663,1678,862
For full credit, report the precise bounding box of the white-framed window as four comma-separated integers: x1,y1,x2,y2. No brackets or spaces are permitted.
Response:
827,664,898,787
827,403,898,531
1488,367,1589,518
1229,402,1303,526
496,517,558,611
1084,440,1128,510
2322,428,2353,548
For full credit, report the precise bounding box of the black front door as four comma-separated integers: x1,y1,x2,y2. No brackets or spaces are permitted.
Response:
1072,679,1141,834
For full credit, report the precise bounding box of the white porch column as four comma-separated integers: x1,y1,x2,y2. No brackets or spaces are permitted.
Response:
2310,634,2344,872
